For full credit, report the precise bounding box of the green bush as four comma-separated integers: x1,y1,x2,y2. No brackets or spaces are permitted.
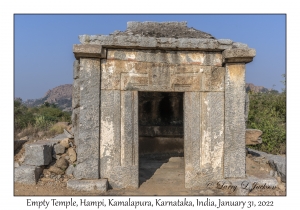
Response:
247,91,286,155
14,99,71,137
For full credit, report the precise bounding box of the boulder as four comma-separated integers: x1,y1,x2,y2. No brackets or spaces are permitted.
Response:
245,129,262,145
247,148,286,183
68,148,77,162
55,157,69,170
60,138,69,148
65,165,75,175
53,144,65,155
48,166,64,175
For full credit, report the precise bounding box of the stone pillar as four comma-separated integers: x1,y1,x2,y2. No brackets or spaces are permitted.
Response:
184,92,225,188
99,77,139,188
72,45,105,179
223,48,255,178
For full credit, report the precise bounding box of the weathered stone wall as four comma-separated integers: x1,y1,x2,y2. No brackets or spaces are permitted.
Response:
99,48,226,188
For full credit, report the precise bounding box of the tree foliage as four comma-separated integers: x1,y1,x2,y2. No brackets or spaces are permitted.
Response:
14,99,71,134
247,91,286,154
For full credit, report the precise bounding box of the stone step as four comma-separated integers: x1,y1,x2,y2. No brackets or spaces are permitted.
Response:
67,179,108,193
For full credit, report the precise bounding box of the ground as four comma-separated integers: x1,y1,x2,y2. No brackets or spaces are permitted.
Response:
14,154,286,196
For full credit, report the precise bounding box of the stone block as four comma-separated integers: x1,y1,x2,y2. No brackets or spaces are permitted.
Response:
224,63,246,178
218,39,233,45
245,129,262,145
73,44,106,59
15,165,43,184
75,58,100,179
24,142,52,166
223,48,256,63
79,34,222,51
53,144,65,155
232,42,248,48
67,179,107,192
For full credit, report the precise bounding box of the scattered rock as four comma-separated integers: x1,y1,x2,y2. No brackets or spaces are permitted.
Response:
54,144,65,155
56,155,61,160
278,183,285,191
247,148,286,183
60,138,70,148
57,175,61,179
40,177,55,182
68,148,77,162
19,155,25,163
65,165,75,175
37,131,44,138
276,176,281,183
55,158,69,170
65,156,70,160
20,136,29,140
48,166,64,175
245,129,262,145
64,129,74,139
269,170,275,176
14,162,20,168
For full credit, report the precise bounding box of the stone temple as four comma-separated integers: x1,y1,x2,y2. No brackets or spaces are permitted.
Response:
71,21,256,189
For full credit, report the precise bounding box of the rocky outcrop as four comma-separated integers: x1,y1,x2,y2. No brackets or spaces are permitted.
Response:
23,84,72,112
246,83,271,93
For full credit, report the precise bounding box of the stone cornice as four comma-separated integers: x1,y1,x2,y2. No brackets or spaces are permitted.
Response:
73,35,255,64
222,48,256,63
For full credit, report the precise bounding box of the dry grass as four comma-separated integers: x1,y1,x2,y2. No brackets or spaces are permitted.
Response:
15,122,70,140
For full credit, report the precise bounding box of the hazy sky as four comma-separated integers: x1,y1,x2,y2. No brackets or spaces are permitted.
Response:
14,14,286,100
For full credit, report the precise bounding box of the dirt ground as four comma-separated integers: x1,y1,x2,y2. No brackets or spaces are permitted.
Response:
14,154,286,196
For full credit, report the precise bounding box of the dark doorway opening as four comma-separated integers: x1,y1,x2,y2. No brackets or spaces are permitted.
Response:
138,92,184,186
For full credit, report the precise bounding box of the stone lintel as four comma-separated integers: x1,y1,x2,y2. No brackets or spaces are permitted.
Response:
223,48,256,63
73,44,106,60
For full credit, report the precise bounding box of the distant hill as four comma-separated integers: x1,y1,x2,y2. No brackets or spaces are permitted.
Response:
21,83,275,112
23,84,72,112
